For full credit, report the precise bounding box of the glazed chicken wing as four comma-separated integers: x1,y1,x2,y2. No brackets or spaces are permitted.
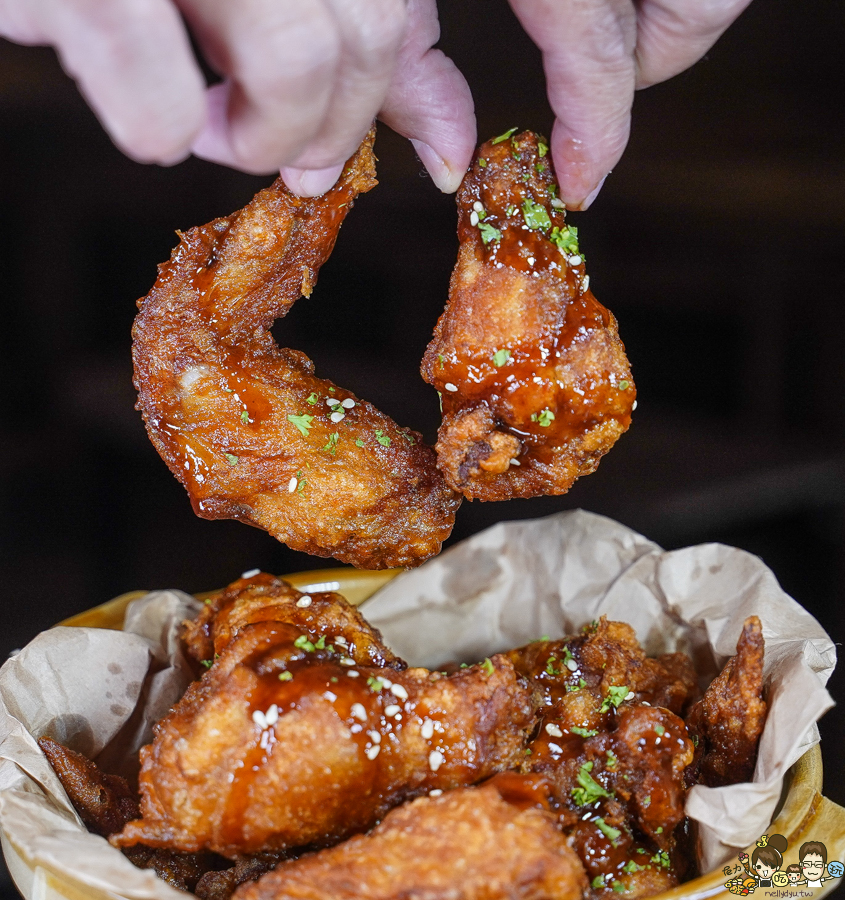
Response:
233,776,588,900
133,129,459,568
114,608,534,858
422,131,635,499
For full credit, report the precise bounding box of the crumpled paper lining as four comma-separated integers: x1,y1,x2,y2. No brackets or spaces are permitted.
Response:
0,510,836,899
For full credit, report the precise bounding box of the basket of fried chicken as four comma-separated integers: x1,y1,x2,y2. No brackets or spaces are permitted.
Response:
0,511,842,900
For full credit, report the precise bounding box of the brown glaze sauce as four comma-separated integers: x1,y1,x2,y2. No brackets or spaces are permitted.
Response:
435,131,633,451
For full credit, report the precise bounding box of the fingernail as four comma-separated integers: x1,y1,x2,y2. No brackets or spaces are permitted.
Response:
280,164,345,198
411,140,461,194
579,174,609,210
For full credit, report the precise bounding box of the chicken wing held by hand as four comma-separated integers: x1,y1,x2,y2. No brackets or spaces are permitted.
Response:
132,128,460,568
422,131,635,500
113,617,534,857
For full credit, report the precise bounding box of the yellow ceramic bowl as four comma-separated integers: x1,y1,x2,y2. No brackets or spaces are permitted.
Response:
3,568,844,900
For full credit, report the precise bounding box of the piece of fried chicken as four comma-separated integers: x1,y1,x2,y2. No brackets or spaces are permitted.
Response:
422,130,635,500
133,128,460,568
183,572,402,670
114,601,534,858
686,616,767,787
233,776,588,900
508,620,699,897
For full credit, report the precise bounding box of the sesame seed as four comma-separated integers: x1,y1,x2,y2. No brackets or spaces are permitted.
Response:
389,683,409,700
379,678,393,689
429,789,443,797
347,670,360,678
288,476,298,493
365,745,380,760
368,730,381,744
509,458,521,466
625,691,635,701
527,257,535,266
351,703,367,721
421,719,435,739
264,704,279,726
428,750,444,771
569,255,582,266
545,722,563,738
384,704,401,717
241,568,260,579
252,710,268,729
444,383,458,392
473,201,484,213
632,400,638,411
326,398,340,407
642,701,650,706
323,691,337,702
582,275,590,292
296,596,312,608
470,211,479,226
341,398,355,409
330,411,345,423
550,198,565,209
341,657,355,666
565,659,579,672
334,636,349,646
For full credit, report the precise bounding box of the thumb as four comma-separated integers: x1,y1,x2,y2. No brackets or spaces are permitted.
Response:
378,0,475,193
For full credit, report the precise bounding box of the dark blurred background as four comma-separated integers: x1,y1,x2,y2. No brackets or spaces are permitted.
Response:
1,0,843,895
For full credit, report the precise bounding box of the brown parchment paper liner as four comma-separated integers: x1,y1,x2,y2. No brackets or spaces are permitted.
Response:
0,510,836,899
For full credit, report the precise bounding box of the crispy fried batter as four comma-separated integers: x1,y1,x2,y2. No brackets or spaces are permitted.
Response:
232,778,588,900
183,572,402,669
38,736,139,837
114,618,534,857
686,616,767,787
422,131,635,500
133,128,460,568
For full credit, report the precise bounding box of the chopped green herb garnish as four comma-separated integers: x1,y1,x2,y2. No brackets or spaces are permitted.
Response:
306,392,319,405
287,414,314,436
550,224,580,256
478,157,488,168
315,635,327,650
367,675,386,692
478,222,502,244
650,851,671,869
355,438,365,448
656,827,663,834
399,430,416,444
531,408,555,427
606,749,618,769
535,162,547,173
612,882,626,893
572,762,611,806
562,645,574,664
491,127,518,144
278,671,293,681
595,817,622,843
323,432,339,455
297,477,307,493
692,734,699,747
601,685,630,713
591,876,605,889
654,724,665,736
329,387,336,392
294,635,315,652
522,197,552,231
618,380,630,390
240,409,250,424
330,676,338,683
438,354,445,369
642,795,651,807
545,656,560,676
200,659,213,669
375,429,391,447
538,141,548,158
224,452,239,466
492,348,511,367
481,658,495,676
571,726,598,738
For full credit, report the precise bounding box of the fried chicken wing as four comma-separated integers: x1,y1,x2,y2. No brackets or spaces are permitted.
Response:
508,621,697,897
686,616,767,787
232,777,588,900
133,128,460,569
422,131,635,499
183,572,402,669
114,619,534,857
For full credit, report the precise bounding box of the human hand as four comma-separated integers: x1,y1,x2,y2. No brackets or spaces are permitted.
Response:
508,0,754,209
0,0,474,195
